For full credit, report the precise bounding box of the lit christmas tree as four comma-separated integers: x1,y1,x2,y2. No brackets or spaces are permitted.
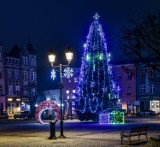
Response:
76,13,119,121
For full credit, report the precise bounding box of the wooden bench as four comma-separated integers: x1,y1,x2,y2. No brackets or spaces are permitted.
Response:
120,126,148,144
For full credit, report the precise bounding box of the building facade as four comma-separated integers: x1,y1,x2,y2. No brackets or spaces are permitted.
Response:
0,43,37,116
136,64,160,113
112,63,137,115
0,45,6,114
62,67,79,118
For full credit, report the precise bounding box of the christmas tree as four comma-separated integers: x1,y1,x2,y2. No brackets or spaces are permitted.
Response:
76,13,118,121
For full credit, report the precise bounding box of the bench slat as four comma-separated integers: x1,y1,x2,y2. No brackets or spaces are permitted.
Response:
120,126,148,145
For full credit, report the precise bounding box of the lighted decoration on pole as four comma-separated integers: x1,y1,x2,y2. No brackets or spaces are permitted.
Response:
48,47,73,138
76,13,119,121
35,100,60,124
51,69,56,80
63,67,74,78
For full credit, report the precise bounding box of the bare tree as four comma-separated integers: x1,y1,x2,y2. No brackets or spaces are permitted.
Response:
122,13,160,73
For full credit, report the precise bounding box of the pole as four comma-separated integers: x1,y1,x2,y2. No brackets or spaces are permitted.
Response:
70,98,73,120
48,122,57,139
59,64,66,138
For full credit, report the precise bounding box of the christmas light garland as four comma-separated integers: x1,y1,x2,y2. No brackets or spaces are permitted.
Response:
35,100,61,124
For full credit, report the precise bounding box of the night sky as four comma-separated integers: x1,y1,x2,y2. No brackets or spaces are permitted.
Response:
0,0,160,91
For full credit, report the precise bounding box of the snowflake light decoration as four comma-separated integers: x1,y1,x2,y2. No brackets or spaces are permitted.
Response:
51,69,56,80
63,67,74,78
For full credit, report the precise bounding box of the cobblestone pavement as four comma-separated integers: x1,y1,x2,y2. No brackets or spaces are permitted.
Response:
0,118,160,147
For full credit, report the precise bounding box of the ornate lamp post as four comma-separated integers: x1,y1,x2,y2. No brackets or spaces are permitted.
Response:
48,47,73,138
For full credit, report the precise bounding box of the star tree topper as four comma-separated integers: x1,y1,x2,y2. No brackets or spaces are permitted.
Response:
93,13,100,20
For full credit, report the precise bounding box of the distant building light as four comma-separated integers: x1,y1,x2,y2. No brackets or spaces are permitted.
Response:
83,43,87,48
35,104,38,107
58,104,64,107
46,96,50,101
72,90,76,93
66,90,69,94
16,98,21,101
8,98,13,101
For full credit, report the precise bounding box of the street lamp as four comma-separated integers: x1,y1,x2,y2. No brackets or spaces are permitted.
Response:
48,47,73,138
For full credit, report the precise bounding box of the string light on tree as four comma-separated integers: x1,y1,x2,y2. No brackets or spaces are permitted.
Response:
76,13,119,121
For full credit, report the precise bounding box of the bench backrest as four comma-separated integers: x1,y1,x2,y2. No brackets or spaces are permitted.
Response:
130,126,148,134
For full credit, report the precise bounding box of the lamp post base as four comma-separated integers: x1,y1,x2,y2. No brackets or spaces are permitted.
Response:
58,135,66,138
48,122,57,140
58,121,66,138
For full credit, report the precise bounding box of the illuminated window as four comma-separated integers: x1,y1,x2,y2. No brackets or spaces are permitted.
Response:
32,72,36,81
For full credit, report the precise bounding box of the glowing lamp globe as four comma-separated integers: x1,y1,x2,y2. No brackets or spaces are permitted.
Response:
48,51,56,66
65,47,73,64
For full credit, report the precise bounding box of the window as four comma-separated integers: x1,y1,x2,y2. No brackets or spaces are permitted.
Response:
127,72,132,80
140,85,145,94
140,71,145,78
148,70,154,78
25,57,28,65
150,84,155,93
8,85,13,95
23,71,28,80
127,85,131,94
30,56,36,66
31,72,36,81
117,73,122,80
15,70,19,79
0,52,2,62
0,72,2,79
15,86,20,95
15,86,20,91
0,85,2,95
8,71,12,79
22,56,28,65
23,90,28,96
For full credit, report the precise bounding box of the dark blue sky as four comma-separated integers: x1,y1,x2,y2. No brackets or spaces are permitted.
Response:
0,0,160,91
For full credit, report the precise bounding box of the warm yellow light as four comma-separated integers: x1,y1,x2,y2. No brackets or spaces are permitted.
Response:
8,98,13,101
65,47,73,64
48,51,56,66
